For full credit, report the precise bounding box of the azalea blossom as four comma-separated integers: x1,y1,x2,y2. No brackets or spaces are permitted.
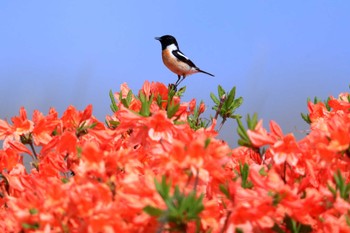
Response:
0,81,349,232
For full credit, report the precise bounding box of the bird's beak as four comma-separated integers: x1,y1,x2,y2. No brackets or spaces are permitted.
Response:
155,37,160,41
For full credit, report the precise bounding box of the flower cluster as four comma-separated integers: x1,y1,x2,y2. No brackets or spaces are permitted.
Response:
0,81,349,232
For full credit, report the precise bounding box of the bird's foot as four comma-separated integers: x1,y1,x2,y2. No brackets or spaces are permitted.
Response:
168,83,178,92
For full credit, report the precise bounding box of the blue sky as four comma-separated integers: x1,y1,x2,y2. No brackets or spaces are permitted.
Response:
0,1,349,146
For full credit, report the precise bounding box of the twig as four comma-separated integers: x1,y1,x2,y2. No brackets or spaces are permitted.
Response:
220,210,232,233
213,96,225,121
217,118,226,132
282,162,287,184
28,140,38,161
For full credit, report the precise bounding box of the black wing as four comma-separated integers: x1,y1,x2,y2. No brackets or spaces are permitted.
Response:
172,50,197,68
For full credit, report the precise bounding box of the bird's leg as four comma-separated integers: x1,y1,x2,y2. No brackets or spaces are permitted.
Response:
175,75,185,87
175,75,182,85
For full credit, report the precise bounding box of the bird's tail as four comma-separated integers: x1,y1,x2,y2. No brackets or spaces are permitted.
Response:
197,69,214,77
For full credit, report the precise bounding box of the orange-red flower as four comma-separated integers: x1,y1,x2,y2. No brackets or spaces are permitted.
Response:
32,108,60,146
0,82,349,232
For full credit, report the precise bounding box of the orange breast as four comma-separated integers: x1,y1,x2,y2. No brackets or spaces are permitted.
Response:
162,49,195,76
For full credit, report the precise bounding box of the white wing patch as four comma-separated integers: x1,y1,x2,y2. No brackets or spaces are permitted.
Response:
175,50,189,60
166,44,189,60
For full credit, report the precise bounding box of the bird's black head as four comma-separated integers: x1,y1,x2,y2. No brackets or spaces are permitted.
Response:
155,35,178,50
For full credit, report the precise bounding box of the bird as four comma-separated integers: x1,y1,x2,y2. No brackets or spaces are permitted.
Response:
155,35,214,87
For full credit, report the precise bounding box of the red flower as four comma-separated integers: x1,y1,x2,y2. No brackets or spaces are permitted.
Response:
308,101,329,123
32,108,60,146
247,120,283,147
270,133,300,166
0,81,349,232
11,107,34,137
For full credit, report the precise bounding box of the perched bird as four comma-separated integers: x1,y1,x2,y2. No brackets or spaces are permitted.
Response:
155,35,214,86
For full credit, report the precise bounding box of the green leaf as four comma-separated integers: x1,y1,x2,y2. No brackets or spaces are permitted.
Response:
218,85,225,98
325,97,331,111
156,94,163,108
301,112,311,124
107,120,120,128
139,92,153,117
259,167,267,176
268,191,282,206
168,86,176,101
109,90,118,113
226,87,236,108
332,170,350,200
167,101,180,118
210,92,220,105
143,205,163,217
146,176,205,231
204,138,211,148
247,113,258,130
236,119,249,140
240,163,253,189
313,96,320,104
176,86,187,97
231,114,242,120
346,214,350,226
155,176,171,200
284,215,312,233
89,122,97,129
61,177,69,184
126,90,133,107
29,208,38,215
272,223,286,233
240,163,249,181
219,183,230,199
237,139,250,147
22,222,40,230
232,97,243,109
236,118,251,147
